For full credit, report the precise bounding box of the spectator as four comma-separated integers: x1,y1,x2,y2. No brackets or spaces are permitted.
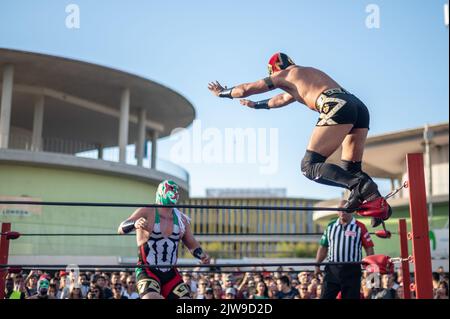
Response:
361,278,371,299
437,266,445,279
120,271,129,286
59,272,70,299
225,287,237,299
298,272,310,285
247,280,256,297
315,284,323,299
123,276,139,299
432,272,441,290
396,285,405,299
68,286,83,299
204,288,214,299
275,275,299,299
4,277,24,299
267,280,278,299
49,277,62,298
250,281,269,299
299,284,310,299
213,273,222,285
182,273,197,298
254,274,263,284
111,272,124,295
373,274,397,299
307,283,318,299
95,275,113,299
48,283,58,298
86,285,102,299
434,281,448,299
196,278,209,299
222,274,236,290
25,271,38,297
212,283,223,300
11,274,26,299
110,283,128,299
78,273,90,298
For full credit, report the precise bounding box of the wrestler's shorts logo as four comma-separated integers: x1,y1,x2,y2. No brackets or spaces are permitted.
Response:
137,278,161,294
172,283,190,298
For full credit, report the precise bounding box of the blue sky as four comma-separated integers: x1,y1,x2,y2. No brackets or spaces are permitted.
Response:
1,0,448,199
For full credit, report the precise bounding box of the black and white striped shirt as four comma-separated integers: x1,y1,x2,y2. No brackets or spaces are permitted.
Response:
320,218,373,262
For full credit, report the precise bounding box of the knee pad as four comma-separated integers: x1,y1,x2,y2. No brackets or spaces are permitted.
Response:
301,150,327,180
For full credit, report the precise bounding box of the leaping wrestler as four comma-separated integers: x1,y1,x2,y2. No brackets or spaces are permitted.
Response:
208,53,391,227
117,180,210,299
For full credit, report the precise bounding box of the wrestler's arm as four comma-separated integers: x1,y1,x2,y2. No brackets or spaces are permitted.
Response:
314,245,328,276
117,208,149,235
240,92,295,109
230,79,273,98
208,77,277,99
182,221,211,264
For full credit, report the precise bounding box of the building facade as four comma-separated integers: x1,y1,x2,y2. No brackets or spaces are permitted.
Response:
0,48,194,265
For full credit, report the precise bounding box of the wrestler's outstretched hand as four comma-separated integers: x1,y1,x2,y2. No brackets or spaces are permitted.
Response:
134,217,148,230
208,81,226,96
200,252,211,265
239,99,256,108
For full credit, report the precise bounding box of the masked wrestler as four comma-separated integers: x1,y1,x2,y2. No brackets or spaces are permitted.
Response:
208,53,391,227
118,180,210,299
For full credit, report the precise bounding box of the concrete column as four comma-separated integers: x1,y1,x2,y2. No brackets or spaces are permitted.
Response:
136,108,147,167
390,178,396,192
0,64,14,149
97,144,104,160
31,96,45,151
118,88,130,163
151,130,159,169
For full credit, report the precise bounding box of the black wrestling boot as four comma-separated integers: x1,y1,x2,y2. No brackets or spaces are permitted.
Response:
344,175,381,211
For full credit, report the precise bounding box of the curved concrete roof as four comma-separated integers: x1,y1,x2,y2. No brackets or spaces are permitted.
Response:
0,48,195,144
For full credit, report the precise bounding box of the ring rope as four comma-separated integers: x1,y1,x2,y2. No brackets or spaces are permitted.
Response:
0,261,364,270
0,200,364,212
0,232,396,237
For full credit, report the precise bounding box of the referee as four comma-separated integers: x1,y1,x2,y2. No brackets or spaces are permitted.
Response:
315,200,374,299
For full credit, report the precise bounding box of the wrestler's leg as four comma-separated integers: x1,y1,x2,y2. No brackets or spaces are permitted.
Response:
141,292,164,299
340,128,375,180
341,128,368,163
303,125,379,210
341,129,388,226
302,124,361,189
136,269,163,299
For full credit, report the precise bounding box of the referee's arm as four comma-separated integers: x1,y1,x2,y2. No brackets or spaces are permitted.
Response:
360,222,375,257
315,230,329,275
365,246,374,256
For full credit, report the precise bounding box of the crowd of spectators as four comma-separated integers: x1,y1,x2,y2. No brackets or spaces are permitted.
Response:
4,266,449,299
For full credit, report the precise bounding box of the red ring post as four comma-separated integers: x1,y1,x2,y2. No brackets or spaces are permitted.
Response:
406,153,433,299
0,222,12,299
398,218,411,299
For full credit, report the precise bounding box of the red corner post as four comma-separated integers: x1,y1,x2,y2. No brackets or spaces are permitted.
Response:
398,219,411,299
0,222,12,299
406,153,433,299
